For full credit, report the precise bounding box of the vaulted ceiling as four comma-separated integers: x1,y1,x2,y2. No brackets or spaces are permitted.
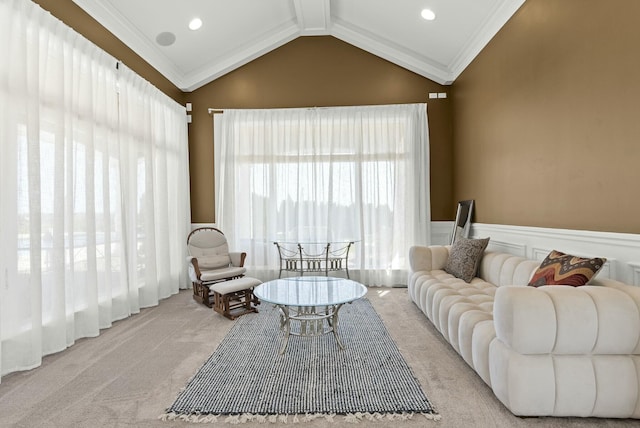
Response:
71,0,525,92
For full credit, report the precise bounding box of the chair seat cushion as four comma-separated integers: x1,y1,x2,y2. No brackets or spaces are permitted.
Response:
200,266,246,282
211,277,262,294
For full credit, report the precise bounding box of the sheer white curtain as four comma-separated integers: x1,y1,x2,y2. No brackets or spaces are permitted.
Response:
117,64,191,310
214,104,430,285
0,0,190,381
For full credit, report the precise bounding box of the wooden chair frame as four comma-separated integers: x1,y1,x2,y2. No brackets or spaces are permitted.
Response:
187,227,247,308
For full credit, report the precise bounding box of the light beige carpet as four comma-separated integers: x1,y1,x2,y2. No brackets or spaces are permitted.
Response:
0,287,637,428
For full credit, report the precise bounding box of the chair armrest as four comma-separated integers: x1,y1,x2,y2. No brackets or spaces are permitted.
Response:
186,256,202,279
229,252,247,267
409,245,450,273
494,285,640,355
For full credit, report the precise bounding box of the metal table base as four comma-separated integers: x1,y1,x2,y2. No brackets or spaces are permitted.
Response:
276,304,344,354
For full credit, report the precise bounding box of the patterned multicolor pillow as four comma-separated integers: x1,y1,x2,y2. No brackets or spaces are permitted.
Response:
444,236,490,283
528,250,606,287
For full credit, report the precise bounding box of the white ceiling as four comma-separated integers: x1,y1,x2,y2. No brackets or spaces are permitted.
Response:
71,0,525,92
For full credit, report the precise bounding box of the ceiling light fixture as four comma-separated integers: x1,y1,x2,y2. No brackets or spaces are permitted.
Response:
189,18,203,31
421,9,436,21
155,31,176,46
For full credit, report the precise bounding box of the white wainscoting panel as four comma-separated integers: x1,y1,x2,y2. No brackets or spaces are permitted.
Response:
430,221,454,246
487,240,527,257
470,223,640,286
629,263,640,288
191,222,640,286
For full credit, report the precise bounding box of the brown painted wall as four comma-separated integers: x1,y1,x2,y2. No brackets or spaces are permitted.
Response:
26,3,453,225
187,36,453,223
32,0,184,103
452,0,640,233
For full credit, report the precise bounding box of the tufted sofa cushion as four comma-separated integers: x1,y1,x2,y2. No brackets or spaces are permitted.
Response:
408,245,640,418
478,251,540,287
408,247,532,387
408,267,498,385
490,342,640,417
494,285,640,355
490,281,640,417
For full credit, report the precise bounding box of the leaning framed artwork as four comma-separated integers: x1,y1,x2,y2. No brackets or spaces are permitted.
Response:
451,200,475,244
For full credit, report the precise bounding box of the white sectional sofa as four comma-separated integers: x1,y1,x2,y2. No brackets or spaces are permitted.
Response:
408,245,640,418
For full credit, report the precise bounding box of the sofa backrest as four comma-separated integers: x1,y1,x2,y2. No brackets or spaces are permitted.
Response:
478,251,540,287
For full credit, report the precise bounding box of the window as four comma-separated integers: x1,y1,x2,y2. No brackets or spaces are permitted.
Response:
0,0,190,381
214,104,430,285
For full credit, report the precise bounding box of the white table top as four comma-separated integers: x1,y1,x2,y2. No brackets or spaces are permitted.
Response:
254,276,367,307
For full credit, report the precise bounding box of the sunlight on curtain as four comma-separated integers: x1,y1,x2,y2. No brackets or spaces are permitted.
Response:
0,0,190,381
117,63,191,310
214,104,430,285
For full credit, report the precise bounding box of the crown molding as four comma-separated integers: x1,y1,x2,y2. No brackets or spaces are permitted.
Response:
448,0,526,80
331,19,454,85
181,24,300,92
71,0,524,91
71,0,185,89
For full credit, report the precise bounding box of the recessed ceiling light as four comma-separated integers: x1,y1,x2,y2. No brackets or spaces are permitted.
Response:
421,9,436,21
189,18,203,31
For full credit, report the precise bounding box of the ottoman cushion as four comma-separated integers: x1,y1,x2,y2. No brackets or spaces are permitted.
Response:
211,277,262,295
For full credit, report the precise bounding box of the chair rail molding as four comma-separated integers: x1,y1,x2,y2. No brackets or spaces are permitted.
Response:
470,223,640,286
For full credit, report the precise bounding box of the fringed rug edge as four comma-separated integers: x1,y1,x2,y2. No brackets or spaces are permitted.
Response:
159,411,441,424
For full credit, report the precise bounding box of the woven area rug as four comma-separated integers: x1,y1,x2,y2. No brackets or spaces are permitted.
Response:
162,299,439,424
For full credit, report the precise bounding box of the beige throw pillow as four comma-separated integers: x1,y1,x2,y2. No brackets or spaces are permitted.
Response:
444,236,490,283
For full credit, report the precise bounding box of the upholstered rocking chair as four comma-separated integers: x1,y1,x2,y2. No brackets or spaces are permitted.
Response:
186,227,247,307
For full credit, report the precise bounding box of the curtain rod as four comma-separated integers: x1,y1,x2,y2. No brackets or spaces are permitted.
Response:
207,104,422,114
207,106,329,114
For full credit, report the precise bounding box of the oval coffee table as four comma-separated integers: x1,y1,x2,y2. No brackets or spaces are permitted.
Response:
254,276,367,354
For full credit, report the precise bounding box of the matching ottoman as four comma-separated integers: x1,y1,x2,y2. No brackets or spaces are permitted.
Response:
210,277,261,320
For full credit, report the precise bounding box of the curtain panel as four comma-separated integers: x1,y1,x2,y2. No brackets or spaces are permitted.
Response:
214,104,430,285
0,0,190,381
